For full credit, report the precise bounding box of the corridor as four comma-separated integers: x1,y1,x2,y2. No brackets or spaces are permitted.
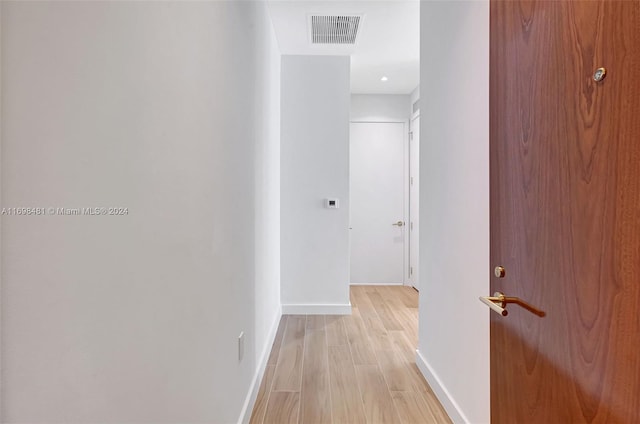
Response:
250,286,451,424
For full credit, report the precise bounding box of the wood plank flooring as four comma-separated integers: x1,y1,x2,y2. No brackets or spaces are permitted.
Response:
250,285,452,424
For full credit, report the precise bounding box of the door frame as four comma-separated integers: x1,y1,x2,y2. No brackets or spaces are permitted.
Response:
408,112,420,290
349,119,411,285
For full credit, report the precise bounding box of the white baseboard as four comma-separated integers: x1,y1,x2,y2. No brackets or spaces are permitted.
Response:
349,282,404,286
237,305,283,424
281,303,352,315
415,349,469,424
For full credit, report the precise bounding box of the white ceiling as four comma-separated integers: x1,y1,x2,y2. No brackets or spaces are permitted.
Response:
267,1,420,95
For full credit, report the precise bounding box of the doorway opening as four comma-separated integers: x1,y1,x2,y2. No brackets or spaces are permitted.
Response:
348,92,420,291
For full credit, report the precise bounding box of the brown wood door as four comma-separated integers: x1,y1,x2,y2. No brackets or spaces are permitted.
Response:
490,1,640,422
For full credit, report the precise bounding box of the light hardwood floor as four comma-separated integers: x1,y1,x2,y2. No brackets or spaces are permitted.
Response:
249,285,452,424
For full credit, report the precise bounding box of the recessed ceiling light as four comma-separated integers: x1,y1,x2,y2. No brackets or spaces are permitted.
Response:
381,76,388,82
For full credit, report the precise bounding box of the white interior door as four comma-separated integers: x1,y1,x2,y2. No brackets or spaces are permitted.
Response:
409,116,420,290
350,122,406,284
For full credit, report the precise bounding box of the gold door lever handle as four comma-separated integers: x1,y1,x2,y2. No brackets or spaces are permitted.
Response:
479,292,546,317
392,221,404,227
479,294,508,316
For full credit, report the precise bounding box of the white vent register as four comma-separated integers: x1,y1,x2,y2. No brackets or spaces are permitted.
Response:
310,15,362,45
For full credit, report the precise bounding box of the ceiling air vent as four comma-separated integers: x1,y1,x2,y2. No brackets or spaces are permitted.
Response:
310,15,362,45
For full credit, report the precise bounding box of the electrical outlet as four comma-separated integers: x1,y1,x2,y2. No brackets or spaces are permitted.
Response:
238,332,245,361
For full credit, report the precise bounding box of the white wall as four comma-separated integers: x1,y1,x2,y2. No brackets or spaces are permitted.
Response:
417,1,490,424
350,94,411,122
248,3,283,421
252,0,282,389
0,3,3,414
1,2,281,423
280,55,351,314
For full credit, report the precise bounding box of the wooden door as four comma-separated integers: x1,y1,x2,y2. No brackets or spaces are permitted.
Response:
490,1,640,422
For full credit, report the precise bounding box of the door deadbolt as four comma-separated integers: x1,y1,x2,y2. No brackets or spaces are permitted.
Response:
494,266,506,278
